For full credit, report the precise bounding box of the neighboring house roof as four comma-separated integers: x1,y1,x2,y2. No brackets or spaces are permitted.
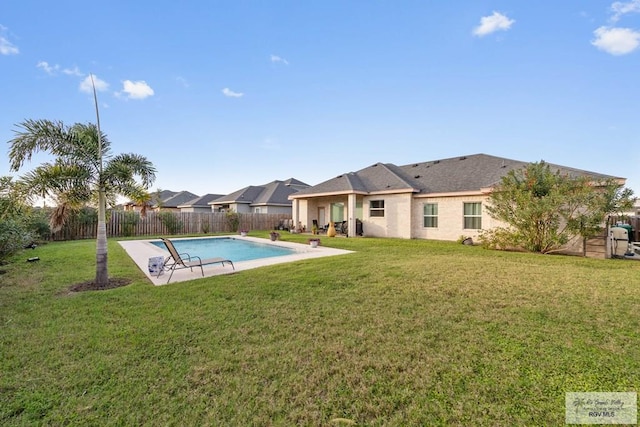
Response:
291,153,623,198
211,178,310,207
177,193,225,209
157,191,199,208
213,186,265,205
153,190,178,203
124,189,177,207
281,178,311,190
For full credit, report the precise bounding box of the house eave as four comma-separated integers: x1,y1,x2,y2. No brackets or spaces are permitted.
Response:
289,190,368,200
208,200,252,205
250,203,292,207
368,188,418,196
414,189,491,198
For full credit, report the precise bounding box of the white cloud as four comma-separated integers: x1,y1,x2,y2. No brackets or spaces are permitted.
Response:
592,26,640,55
38,61,84,77
0,36,18,55
79,75,109,93
473,11,515,37
0,25,19,55
121,80,154,99
610,0,640,22
270,54,289,65
62,66,83,76
222,87,243,98
37,61,59,75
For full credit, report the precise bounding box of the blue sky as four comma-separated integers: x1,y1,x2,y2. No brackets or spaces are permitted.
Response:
1,1,639,198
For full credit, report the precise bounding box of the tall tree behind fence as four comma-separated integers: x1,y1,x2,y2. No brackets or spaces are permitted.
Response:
50,211,293,241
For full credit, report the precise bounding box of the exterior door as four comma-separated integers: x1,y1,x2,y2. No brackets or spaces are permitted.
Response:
318,207,326,227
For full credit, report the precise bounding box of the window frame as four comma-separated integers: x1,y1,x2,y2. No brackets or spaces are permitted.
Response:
330,202,345,222
463,202,482,230
369,200,385,217
423,203,438,228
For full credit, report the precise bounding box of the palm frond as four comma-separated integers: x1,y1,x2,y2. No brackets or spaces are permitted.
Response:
49,201,75,232
122,185,152,218
8,120,113,176
68,123,112,167
8,119,69,170
106,153,156,188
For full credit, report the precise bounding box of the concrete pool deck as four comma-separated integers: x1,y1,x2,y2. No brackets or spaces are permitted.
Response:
119,235,354,285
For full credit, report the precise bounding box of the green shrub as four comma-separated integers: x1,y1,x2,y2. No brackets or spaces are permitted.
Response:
486,161,634,253
25,209,51,240
158,211,183,234
225,210,240,232
0,219,33,262
121,212,139,237
77,207,98,225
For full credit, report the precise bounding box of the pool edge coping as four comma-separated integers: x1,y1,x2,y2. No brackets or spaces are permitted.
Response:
118,235,354,286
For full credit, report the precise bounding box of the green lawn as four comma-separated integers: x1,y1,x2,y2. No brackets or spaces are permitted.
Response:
1,234,639,426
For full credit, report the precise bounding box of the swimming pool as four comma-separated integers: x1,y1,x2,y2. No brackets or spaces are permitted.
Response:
151,237,296,262
119,236,354,284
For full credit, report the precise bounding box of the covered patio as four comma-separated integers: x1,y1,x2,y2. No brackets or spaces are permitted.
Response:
290,192,364,237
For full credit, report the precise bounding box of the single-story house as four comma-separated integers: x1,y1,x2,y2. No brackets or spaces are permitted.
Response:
123,190,205,212
123,189,178,213
210,178,309,214
289,153,625,241
152,190,199,212
178,194,225,213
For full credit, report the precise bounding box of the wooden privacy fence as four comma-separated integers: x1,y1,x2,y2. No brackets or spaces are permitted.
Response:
50,211,293,241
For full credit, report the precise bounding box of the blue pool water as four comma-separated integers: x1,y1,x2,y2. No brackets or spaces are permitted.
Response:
152,237,296,262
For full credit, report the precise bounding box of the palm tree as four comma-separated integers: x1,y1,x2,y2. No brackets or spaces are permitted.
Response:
8,119,156,288
126,186,153,218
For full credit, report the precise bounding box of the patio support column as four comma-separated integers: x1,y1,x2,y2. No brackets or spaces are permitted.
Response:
347,193,356,237
291,198,299,231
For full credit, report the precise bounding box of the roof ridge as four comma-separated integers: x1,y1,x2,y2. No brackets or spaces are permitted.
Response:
377,162,418,189
257,182,277,202
340,171,366,192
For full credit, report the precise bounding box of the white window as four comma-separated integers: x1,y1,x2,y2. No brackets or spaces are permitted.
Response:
463,202,482,229
370,200,385,217
330,203,344,222
423,203,438,228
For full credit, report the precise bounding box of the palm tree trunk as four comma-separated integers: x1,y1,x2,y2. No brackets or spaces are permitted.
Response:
91,74,109,287
95,189,108,286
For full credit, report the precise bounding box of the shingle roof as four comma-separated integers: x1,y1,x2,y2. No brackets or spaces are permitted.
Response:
399,154,528,193
177,193,224,208
160,191,200,208
126,189,179,207
293,172,368,195
282,178,310,189
213,186,265,205
155,190,177,202
211,179,310,206
292,153,623,197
